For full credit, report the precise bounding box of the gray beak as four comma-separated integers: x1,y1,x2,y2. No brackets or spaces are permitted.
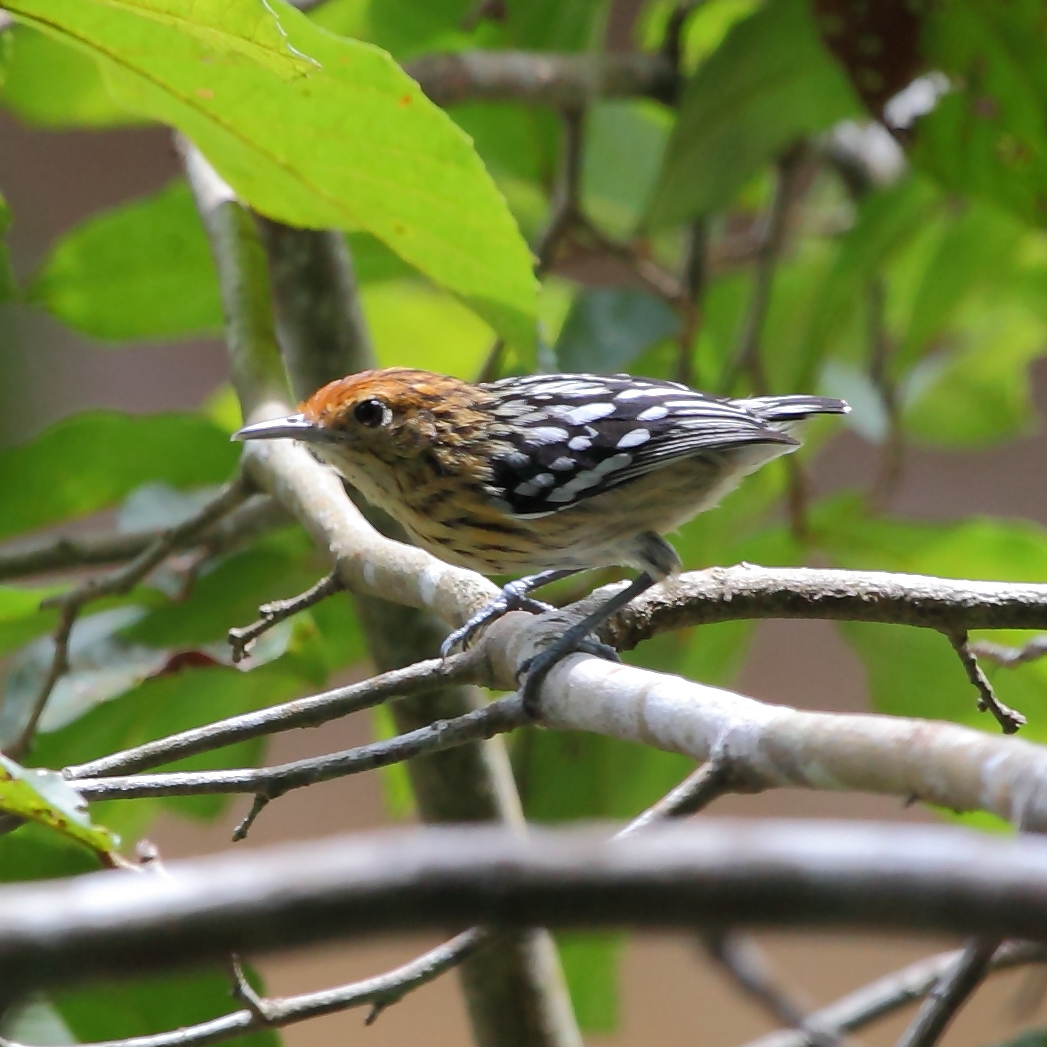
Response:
232,413,336,443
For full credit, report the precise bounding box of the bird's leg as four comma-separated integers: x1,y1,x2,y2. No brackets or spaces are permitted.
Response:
518,571,659,716
440,568,585,657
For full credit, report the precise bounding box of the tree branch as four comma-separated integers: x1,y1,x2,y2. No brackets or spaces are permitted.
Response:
600,565,1047,647
71,695,528,801
0,496,284,584
61,652,481,780
892,938,1001,1047
3,478,250,761
8,821,1047,997
742,941,1047,1047
406,51,678,108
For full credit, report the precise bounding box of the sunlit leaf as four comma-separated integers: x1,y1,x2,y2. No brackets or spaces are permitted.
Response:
30,181,222,341
0,753,115,854
4,0,537,351
903,299,1045,449
0,23,140,127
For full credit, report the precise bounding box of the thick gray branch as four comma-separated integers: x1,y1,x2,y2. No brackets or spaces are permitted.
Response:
406,51,678,108
601,565,1047,649
7,821,1047,997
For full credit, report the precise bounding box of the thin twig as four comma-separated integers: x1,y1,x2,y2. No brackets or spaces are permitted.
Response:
228,570,343,663
676,218,708,386
0,496,283,584
722,144,807,394
970,635,1047,668
226,955,271,1023
0,928,488,1047
70,695,530,802
947,631,1025,734
535,106,585,277
742,941,1047,1047
867,275,904,507
617,759,748,836
232,795,272,842
476,105,585,382
703,933,844,1047
893,938,1002,1047
5,479,251,761
660,1,706,74
62,651,481,781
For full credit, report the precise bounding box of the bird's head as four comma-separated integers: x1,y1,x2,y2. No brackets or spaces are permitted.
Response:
232,367,494,486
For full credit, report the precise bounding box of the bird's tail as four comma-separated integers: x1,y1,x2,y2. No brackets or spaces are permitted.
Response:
735,395,850,424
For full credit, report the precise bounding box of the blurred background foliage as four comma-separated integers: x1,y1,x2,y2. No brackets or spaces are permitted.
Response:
3,0,1047,1037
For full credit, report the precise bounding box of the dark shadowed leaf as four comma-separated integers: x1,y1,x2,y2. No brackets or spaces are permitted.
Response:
917,0,1047,227
555,288,680,373
648,0,858,226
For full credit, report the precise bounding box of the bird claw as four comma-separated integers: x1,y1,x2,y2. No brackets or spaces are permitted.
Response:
518,635,620,717
440,591,555,658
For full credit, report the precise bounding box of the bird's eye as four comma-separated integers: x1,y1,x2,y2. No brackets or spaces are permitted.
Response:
353,398,388,428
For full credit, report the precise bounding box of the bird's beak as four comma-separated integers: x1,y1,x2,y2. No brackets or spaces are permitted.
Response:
232,413,337,444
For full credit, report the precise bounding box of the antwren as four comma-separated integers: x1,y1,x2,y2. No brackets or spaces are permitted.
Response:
235,368,848,711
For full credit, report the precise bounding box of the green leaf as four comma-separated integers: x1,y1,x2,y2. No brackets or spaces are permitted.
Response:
5,0,537,351
555,288,680,373
801,176,941,380
0,753,115,854
0,994,77,1044
583,100,672,238
0,585,65,658
896,200,1025,370
0,411,238,541
54,967,278,1047
917,0,1047,227
32,659,308,822
812,494,1047,581
903,298,1045,449
0,190,16,303
556,932,622,1032
29,178,422,343
0,23,140,127
30,180,222,341
648,0,858,226
0,820,99,883
505,0,608,51
363,280,495,375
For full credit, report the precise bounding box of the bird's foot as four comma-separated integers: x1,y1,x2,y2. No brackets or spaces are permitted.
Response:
518,633,620,717
440,588,554,658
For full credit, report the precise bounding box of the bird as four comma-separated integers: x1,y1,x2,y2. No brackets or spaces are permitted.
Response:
233,367,849,713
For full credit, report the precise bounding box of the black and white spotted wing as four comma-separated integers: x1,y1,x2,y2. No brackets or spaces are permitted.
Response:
478,373,845,518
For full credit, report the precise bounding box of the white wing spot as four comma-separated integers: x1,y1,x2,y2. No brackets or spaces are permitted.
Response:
615,388,651,401
637,404,669,421
617,428,651,449
564,402,617,425
525,426,570,446
550,456,576,471
568,435,592,451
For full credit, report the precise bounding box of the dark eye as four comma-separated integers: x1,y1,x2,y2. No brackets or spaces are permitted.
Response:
353,398,387,427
